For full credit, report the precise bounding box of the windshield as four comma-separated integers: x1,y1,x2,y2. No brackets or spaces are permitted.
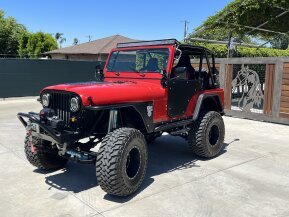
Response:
106,48,169,73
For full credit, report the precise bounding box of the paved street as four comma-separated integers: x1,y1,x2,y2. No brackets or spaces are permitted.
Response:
0,98,289,217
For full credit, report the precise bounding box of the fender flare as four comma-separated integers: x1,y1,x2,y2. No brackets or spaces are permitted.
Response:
193,94,224,121
85,102,154,133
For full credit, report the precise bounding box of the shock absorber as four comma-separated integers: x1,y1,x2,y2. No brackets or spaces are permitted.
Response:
108,109,118,133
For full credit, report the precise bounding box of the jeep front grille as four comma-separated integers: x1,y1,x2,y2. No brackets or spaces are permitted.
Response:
50,92,71,126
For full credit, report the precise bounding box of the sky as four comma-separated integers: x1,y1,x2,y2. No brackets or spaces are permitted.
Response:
0,0,232,47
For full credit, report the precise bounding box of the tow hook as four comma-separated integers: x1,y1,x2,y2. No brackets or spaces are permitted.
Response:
30,143,37,153
27,130,37,153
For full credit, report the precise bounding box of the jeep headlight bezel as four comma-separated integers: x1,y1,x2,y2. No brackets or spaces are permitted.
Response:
42,93,50,107
70,97,80,112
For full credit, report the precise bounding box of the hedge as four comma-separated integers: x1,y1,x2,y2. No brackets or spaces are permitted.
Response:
191,43,289,58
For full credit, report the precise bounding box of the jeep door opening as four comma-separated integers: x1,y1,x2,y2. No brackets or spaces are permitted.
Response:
18,39,225,196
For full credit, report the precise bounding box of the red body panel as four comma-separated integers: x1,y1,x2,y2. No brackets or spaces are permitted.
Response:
42,44,224,124
44,80,165,106
185,88,224,118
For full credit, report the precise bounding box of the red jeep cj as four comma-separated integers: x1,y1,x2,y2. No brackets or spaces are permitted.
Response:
18,39,225,196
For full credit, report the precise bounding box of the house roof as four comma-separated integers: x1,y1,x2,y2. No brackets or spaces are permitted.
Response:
45,35,138,55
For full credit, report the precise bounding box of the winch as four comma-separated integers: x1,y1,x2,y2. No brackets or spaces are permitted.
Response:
39,108,65,131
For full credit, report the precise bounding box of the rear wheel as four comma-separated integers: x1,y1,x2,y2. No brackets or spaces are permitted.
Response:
96,128,148,196
188,111,225,158
24,136,68,170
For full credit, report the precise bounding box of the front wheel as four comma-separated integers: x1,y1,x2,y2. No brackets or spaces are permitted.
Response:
188,111,225,158
96,128,148,196
24,136,68,170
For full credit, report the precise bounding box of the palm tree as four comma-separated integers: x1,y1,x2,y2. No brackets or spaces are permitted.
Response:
73,38,79,45
55,33,66,48
59,37,66,48
54,33,62,41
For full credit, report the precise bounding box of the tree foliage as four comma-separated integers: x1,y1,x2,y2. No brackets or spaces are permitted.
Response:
0,9,27,56
18,31,30,57
55,32,66,48
73,38,79,45
271,35,289,50
19,32,58,58
189,0,289,48
0,10,58,58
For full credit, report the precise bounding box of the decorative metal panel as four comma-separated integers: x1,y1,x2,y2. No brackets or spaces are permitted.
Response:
231,64,265,113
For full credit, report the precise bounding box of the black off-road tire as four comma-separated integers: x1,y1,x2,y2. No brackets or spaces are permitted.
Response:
24,136,68,170
96,128,148,196
188,111,225,158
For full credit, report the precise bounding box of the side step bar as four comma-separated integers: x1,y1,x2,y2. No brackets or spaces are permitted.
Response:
154,118,194,132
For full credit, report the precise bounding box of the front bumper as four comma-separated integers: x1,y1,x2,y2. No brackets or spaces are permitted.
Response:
17,112,80,144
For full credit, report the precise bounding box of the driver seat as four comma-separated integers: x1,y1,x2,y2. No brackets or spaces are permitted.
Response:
172,55,195,80
146,58,159,71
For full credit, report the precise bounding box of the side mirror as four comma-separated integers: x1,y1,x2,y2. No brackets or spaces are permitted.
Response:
172,67,187,80
95,63,104,81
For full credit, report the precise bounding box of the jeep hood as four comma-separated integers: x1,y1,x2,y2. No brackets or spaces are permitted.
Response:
43,81,165,106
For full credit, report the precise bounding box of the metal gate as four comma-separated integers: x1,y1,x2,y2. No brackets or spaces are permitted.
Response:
217,57,289,125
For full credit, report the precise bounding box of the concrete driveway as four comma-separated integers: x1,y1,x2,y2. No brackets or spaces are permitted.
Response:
0,98,289,217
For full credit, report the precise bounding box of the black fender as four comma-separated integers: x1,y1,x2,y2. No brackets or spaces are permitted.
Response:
85,102,154,133
193,94,224,120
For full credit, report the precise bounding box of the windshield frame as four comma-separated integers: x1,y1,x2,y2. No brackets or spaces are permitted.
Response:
105,47,170,73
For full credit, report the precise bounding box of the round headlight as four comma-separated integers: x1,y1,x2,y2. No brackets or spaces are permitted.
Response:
42,93,50,107
70,97,80,112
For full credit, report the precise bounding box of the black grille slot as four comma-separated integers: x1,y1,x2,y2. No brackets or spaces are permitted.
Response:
50,92,71,126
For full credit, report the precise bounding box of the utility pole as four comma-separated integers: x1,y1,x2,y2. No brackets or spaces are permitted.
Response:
181,20,189,41
86,35,93,42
